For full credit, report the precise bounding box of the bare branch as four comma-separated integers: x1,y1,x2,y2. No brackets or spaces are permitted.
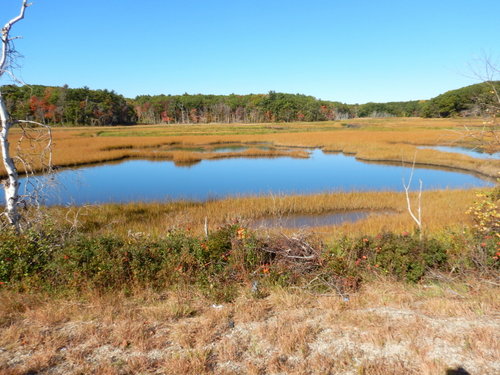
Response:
1,1,50,231
1,0,30,75
459,54,500,152
65,206,90,235
402,153,423,237
1,68,25,84
16,120,53,167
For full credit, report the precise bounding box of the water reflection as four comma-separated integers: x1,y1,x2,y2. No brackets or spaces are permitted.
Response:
211,146,249,153
7,149,494,206
252,211,376,228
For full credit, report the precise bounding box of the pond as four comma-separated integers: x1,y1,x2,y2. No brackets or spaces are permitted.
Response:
6,149,494,206
251,211,381,229
418,145,500,160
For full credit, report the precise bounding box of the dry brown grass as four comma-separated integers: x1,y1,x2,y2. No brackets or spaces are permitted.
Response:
2,117,499,178
0,278,498,375
46,188,482,240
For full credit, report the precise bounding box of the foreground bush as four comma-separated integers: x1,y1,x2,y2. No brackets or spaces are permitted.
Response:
341,232,448,282
0,224,265,299
0,223,497,299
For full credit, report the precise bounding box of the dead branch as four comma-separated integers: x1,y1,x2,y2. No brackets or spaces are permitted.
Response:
1,2,51,230
402,153,423,237
1,0,30,74
460,55,500,152
261,231,322,273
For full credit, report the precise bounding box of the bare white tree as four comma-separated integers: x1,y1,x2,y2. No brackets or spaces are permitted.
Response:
402,153,423,239
462,55,500,152
1,1,52,231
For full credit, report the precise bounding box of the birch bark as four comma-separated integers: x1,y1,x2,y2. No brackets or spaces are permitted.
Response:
1,1,30,229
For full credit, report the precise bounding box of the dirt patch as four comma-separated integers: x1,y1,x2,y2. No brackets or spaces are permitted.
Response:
1,281,499,374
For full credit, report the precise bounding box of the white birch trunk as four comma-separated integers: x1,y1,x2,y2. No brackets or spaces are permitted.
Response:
1,0,30,229
0,92,20,229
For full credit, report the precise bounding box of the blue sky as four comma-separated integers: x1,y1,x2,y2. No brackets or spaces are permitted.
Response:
2,0,499,103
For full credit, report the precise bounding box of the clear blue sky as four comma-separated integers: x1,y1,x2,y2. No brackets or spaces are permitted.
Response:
2,0,499,103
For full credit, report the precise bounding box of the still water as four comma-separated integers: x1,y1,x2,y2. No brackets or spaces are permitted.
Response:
252,211,376,228
418,145,500,160
9,149,494,206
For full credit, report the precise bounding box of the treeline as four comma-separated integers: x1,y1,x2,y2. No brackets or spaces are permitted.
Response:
134,95,424,124
2,84,136,126
420,81,500,118
134,91,354,124
2,81,498,126
353,100,423,118
132,81,499,123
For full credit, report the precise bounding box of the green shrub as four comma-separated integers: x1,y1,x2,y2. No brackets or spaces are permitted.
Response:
4,223,492,294
0,228,60,288
343,232,447,282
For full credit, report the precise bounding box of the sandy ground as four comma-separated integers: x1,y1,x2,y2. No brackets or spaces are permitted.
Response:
0,280,499,375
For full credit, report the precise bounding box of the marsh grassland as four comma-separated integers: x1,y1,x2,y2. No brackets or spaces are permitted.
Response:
2,117,499,177
1,118,499,374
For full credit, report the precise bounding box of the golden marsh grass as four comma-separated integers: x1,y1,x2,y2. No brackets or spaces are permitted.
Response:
3,117,497,241
2,117,499,178
49,188,482,239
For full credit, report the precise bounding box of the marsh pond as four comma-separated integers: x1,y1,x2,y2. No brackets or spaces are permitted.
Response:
9,149,493,206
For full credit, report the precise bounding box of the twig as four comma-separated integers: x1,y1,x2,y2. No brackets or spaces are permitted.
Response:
402,152,423,238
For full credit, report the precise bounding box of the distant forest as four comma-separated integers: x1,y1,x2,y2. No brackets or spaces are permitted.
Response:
1,81,498,126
